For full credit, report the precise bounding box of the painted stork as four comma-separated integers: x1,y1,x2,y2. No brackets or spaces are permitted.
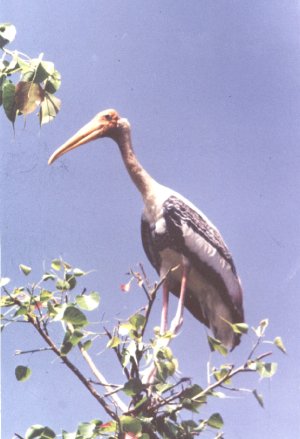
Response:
48,109,244,349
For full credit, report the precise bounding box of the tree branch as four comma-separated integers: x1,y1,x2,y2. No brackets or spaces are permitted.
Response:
104,326,130,380
78,342,128,413
11,297,118,421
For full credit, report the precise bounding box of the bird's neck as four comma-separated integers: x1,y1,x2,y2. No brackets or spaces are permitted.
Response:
116,127,159,201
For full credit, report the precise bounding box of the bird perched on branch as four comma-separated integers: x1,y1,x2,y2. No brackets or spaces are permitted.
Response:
49,109,244,350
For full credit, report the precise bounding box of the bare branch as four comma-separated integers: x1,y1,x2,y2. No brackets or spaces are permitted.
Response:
10,296,118,421
15,347,52,355
104,326,130,380
78,342,128,413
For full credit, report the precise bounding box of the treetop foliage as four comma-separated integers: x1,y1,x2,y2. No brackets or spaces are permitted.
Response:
0,23,61,126
1,258,285,439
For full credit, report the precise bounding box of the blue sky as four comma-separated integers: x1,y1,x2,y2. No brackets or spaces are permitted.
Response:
2,1,300,438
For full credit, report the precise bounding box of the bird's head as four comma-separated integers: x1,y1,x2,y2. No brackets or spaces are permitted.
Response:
48,109,130,165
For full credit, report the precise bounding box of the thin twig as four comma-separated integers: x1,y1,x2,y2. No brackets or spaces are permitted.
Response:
78,342,128,413
89,379,120,388
15,347,52,355
148,350,273,417
104,326,130,380
10,296,118,421
247,335,262,361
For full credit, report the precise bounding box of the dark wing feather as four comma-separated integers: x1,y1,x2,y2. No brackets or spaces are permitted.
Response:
141,196,244,348
163,196,244,323
164,196,238,275
141,213,209,327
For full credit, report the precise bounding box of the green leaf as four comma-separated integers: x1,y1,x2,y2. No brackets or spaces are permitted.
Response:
39,92,61,125
40,290,53,302
42,273,56,281
62,431,76,439
220,317,248,335
120,415,142,434
186,384,205,400
213,365,232,384
207,413,223,429
14,306,28,317
76,421,96,437
157,419,177,437
106,336,120,349
253,389,264,408
231,322,249,335
73,268,86,277
15,365,31,382
132,395,148,412
155,352,178,381
257,362,278,379
0,294,15,307
81,340,92,351
129,313,146,331
63,306,88,327
65,273,76,290
47,301,58,317
19,264,32,276
56,278,70,291
76,292,100,311
69,330,84,346
60,340,73,356
34,60,54,83
25,425,55,439
181,419,198,434
0,23,16,48
274,336,287,354
2,81,16,122
155,382,173,394
45,69,61,93
0,277,10,287
181,384,206,412
51,259,62,271
122,378,144,396
207,336,228,356
121,347,131,368
60,331,73,355
14,54,30,71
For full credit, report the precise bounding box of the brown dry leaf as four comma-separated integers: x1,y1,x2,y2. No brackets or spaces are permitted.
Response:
15,81,44,115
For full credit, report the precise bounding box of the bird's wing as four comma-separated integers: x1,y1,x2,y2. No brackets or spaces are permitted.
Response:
163,195,238,275
162,195,243,319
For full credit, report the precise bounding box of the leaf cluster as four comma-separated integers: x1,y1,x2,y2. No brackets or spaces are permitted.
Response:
0,23,61,126
1,261,285,439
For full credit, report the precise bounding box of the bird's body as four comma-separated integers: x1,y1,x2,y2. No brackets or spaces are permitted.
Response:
49,109,244,350
141,188,243,348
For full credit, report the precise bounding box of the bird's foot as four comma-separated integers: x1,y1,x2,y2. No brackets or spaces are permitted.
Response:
169,316,183,335
141,363,157,385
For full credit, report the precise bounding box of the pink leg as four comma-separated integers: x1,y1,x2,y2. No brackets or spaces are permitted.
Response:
170,262,190,334
143,263,190,385
160,280,169,334
143,281,170,385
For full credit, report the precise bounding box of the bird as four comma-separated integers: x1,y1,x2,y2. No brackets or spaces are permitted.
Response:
48,109,244,350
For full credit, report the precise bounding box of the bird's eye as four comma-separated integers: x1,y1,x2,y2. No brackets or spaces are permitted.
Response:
104,114,112,121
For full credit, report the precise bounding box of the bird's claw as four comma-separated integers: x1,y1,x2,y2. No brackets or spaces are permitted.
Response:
170,316,183,335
